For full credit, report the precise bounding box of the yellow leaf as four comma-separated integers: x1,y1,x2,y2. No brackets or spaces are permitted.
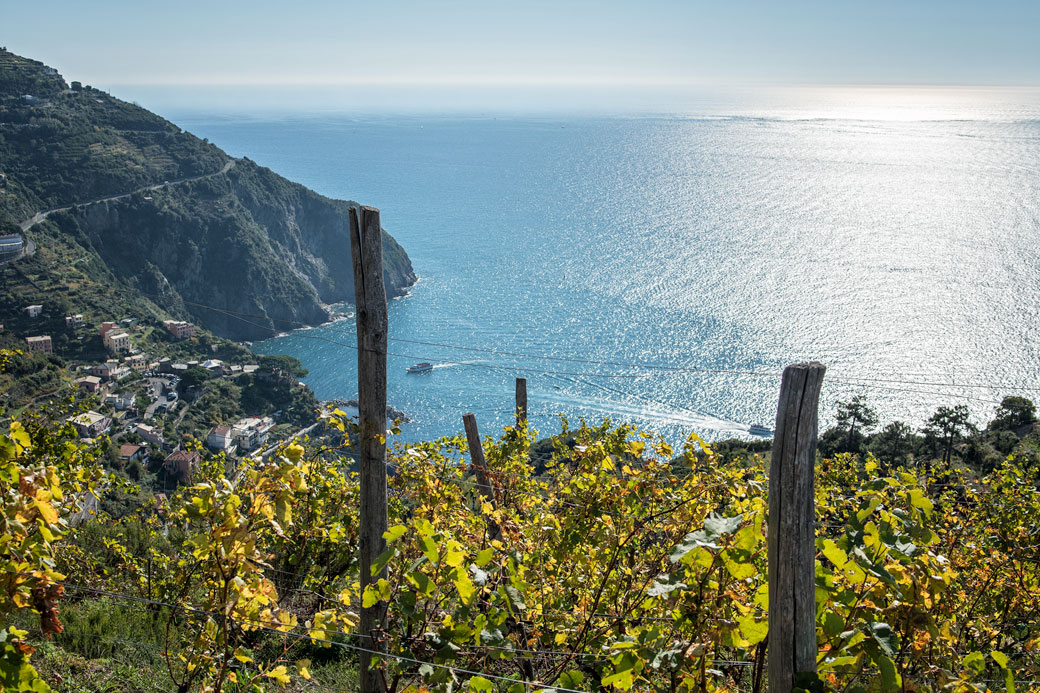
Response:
266,664,291,684
35,499,58,525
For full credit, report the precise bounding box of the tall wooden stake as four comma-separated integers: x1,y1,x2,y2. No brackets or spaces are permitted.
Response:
463,413,500,540
351,206,389,693
768,361,825,693
515,377,528,426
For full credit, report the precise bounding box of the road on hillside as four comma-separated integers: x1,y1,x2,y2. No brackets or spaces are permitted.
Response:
15,158,237,235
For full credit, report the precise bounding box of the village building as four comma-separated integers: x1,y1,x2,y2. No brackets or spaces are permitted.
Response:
206,424,235,453
65,314,84,329
119,444,148,465
68,411,111,438
123,353,147,369
76,375,102,393
104,393,136,411
164,449,200,481
103,330,131,353
90,360,131,381
98,321,116,336
201,359,224,373
135,423,164,446
24,335,52,354
232,416,275,452
25,304,43,318
163,320,197,340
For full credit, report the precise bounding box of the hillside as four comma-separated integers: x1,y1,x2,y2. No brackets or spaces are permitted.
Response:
0,49,415,339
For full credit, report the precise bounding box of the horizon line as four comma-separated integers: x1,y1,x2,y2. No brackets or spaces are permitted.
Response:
102,80,1040,90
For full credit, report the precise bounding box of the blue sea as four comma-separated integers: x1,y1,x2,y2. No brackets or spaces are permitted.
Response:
167,87,1040,445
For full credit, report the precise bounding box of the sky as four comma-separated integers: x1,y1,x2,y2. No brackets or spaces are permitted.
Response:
5,0,1040,112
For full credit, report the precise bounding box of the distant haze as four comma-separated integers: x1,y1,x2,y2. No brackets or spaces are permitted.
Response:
5,0,1040,114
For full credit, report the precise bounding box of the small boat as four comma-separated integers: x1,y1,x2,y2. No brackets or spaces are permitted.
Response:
748,424,772,437
406,362,434,374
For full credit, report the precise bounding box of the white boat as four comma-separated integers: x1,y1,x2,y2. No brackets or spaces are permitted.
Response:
406,362,434,374
749,424,772,437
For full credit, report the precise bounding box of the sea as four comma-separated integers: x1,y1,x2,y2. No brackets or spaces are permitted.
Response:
163,86,1040,446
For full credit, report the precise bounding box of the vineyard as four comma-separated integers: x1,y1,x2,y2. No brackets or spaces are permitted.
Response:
1,393,1038,692
2,209,1040,692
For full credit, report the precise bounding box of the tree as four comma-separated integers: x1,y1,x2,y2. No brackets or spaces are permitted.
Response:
177,366,212,393
258,354,307,381
835,395,879,453
923,405,974,465
989,396,1037,432
868,421,916,469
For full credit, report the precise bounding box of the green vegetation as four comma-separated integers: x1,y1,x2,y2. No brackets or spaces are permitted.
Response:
0,48,415,340
2,372,1040,692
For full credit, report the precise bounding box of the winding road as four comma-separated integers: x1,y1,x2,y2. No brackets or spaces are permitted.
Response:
5,158,238,262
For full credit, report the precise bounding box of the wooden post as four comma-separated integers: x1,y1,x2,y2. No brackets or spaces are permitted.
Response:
768,361,825,693
515,377,528,426
463,413,500,540
350,206,389,693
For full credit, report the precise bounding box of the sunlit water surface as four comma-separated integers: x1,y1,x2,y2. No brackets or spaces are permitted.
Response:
171,88,1040,444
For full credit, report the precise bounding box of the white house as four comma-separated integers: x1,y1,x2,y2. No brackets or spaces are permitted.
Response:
135,423,164,446
232,416,275,452
206,424,236,453
69,411,111,438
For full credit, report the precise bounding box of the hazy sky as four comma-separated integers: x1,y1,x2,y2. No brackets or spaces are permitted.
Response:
6,1,1040,111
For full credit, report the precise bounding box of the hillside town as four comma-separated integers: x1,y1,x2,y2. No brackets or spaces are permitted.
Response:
3,301,321,493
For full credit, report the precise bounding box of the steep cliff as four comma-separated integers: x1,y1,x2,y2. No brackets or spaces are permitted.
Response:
0,49,415,339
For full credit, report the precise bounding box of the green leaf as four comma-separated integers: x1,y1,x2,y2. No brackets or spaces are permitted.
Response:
371,547,395,577
362,585,381,608
475,547,494,567
503,585,527,611
559,670,585,688
383,525,407,542
602,669,635,690
869,622,899,657
908,488,933,514
823,612,845,638
722,553,756,580
469,564,489,585
737,614,768,645
877,654,901,692
468,676,494,691
407,570,434,596
455,572,476,603
419,535,439,564
648,574,687,597
820,539,848,569
962,651,985,676
703,513,742,539
991,651,1015,693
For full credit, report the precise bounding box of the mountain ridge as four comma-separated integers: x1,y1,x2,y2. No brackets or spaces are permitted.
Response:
0,48,415,340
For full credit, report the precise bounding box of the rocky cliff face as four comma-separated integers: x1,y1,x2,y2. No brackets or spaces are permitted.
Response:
0,49,416,340
52,160,415,340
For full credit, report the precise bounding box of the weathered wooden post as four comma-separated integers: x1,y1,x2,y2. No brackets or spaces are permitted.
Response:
515,377,528,426
463,412,500,540
768,361,826,693
350,206,389,693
